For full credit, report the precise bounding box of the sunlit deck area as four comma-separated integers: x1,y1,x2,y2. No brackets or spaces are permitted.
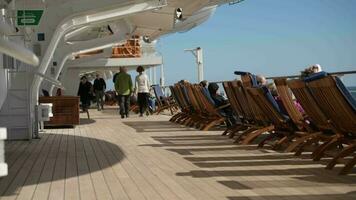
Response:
1,107,355,200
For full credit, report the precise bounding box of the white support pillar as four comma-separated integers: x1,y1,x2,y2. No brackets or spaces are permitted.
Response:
0,127,7,177
160,64,165,86
153,66,157,85
184,47,204,82
149,67,153,84
197,47,204,82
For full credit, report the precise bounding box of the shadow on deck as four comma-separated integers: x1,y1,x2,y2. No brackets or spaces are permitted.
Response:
0,133,125,197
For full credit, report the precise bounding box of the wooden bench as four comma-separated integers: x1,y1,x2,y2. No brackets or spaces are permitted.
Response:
39,96,80,126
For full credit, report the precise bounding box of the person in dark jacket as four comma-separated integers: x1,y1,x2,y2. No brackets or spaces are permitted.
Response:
77,76,93,112
93,74,106,111
208,83,236,126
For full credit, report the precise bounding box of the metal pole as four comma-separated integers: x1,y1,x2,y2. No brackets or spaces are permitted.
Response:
153,66,157,85
184,47,204,82
196,47,203,82
160,63,165,86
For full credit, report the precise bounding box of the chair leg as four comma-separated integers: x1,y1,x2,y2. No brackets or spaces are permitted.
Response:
272,135,289,150
339,156,356,175
258,133,277,148
201,118,225,131
326,144,356,170
86,110,90,119
312,137,340,161
230,126,248,138
285,132,321,152
294,135,325,156
234,127,257,143
241,125,274,145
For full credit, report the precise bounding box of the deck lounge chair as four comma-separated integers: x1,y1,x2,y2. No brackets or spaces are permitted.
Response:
306,75,356,174
152,85,177,115
231,73,274,145
222,81,248,137
245,86,295,148
169,85,187,122
287,78,337,157
274,78,322,152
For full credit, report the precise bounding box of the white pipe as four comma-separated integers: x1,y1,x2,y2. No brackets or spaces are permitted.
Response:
34,72,64,89
0,20,13,35
48,32,128,94
0,36,39,66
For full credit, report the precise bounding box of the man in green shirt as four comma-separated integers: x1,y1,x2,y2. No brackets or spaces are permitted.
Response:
115,67,133,118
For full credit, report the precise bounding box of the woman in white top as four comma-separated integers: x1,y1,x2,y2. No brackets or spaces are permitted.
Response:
135,66,151,116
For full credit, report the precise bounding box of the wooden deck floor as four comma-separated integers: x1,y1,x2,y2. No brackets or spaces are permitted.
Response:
1,107,355,200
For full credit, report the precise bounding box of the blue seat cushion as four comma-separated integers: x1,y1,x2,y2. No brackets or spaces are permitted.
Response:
152,85,164,98
261,86,289,120
335,77,356,112
304,71,328,82
250,74,259,87
234,71,250,76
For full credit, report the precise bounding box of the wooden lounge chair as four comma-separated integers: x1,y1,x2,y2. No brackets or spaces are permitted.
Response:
274,78,322,152
191,84,227,131
169,85,187,122
170,84,194,124
246,87,296,148
232,81,274,145
287,79,338,157
222,81,248,137
152,85,177,115
306,75,356,174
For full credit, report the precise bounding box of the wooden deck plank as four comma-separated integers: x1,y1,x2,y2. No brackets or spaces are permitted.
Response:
12,134,56,200
64,128,80,200
93,133,147,200
78,125,113,200
32,130,63,200
75,127,96,200
0,135,48,198
47,128,68,200
91,121,183,200
1,135,50,200
116,119,239,198
82,125,130,200
0,108,355,200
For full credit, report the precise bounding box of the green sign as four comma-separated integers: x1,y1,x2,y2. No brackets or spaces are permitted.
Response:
17,10,44,26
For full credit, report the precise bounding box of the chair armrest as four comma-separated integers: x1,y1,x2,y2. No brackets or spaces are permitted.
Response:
216,103,230,110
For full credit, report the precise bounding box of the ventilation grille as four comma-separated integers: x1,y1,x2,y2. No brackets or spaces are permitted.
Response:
2,54,15,69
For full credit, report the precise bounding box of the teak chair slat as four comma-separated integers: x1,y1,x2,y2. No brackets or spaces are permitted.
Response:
306,75,356,175
274,78,323,152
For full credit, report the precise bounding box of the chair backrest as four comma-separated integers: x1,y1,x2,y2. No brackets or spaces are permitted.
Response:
247,87,289,128
193,84,222,117
287,79,332,131
152,85,165,107
223,81,244,118
182,83,201,113
306,75,356,134
274,78,305,129
237,81,270,125
170,86,184,110
173,84,190,111
231,81,255,121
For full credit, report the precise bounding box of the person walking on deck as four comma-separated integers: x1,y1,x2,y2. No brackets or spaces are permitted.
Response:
134,66,151,117
77,76,93,112
115,67,133,118
93,74,106,111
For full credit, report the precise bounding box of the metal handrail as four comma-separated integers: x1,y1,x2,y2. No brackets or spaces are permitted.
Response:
166,70,356,86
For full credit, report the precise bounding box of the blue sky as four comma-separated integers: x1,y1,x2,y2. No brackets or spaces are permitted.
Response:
156,0,356,86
